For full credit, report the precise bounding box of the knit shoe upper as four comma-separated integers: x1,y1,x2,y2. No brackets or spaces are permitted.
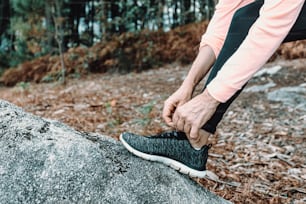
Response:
120,131,210,178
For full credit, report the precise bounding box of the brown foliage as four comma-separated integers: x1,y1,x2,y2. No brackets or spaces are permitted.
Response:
0,21,208,86
278,40,306,59
1,21,306,87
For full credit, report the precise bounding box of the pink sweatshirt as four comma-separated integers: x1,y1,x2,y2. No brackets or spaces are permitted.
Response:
200,0,305,103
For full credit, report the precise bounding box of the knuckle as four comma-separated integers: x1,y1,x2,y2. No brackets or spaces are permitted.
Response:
184,119,190,124
164,99,170,105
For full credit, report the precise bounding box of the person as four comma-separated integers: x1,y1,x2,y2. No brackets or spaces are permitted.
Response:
120,0,306,178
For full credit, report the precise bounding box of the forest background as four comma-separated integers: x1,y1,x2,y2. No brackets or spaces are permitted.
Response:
0,1,306,203
0,0,215,77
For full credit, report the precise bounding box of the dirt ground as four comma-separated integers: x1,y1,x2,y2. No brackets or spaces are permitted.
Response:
0,58,305,203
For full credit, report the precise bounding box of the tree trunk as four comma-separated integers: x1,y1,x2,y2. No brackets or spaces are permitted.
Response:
110,0,119,33
89,0,95,45
52,0,66,84
100,0,110,41
118,0,127,33
0,0,10,35
133,0,138,31
183,0,194,24
157,0,164,29
68,0,85,46
172,1,179,28
45,0,54,52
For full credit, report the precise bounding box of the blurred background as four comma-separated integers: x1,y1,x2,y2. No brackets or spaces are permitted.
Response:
0,1,305,203
0,0,215,79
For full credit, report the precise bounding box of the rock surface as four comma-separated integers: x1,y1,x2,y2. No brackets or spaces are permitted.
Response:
0,100,230,204
267,85,306,111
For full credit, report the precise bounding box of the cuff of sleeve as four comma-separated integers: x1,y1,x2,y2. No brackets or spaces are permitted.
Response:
206,79,239,103
200,35,223,58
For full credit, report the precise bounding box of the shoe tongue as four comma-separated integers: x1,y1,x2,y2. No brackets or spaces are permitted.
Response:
156,131,187,140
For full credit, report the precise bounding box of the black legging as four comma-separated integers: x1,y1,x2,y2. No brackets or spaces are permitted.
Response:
202,0,306,134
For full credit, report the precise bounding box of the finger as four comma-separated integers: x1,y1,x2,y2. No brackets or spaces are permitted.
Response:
172,110,180,126
190,126,200,141
176,116,185,132
162,102,176,126
183,122,192,136
163,114,174,127
177,100,186,107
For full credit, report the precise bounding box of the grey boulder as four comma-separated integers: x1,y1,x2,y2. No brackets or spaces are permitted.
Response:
0,100,230,204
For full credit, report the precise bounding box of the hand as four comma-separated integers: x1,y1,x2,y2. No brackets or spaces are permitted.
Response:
162,85,193,127
172,89,220,141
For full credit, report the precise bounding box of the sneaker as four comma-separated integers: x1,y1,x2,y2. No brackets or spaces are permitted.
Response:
120,131,210,178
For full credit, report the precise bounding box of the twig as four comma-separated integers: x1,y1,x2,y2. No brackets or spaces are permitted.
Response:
204,171,241,187
52,0,66,84
285,187,306,194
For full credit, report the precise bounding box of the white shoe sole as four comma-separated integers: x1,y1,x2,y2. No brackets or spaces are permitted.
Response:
119,134,207,178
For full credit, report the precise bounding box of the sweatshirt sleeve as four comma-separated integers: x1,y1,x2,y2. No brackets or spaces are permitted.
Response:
200,0,255,58
207,0,305,103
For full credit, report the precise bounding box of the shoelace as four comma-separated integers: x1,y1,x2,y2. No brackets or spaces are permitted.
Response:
151,132,171,138
161,131,176,138
153,131,187,140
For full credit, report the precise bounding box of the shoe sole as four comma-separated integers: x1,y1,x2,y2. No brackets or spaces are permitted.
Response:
120,134,206,178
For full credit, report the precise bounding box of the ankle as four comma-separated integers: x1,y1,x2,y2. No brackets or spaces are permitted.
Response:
189,129,210,150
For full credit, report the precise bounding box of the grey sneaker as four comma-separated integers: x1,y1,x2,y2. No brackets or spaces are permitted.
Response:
120,131,210,178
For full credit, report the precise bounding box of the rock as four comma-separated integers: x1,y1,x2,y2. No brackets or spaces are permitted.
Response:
0,100,230,204
244,82,276,93
267,85,306,111
254,65,282,77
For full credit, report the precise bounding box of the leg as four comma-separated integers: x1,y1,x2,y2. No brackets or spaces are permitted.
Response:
202,1,306,134
201,0,264,133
